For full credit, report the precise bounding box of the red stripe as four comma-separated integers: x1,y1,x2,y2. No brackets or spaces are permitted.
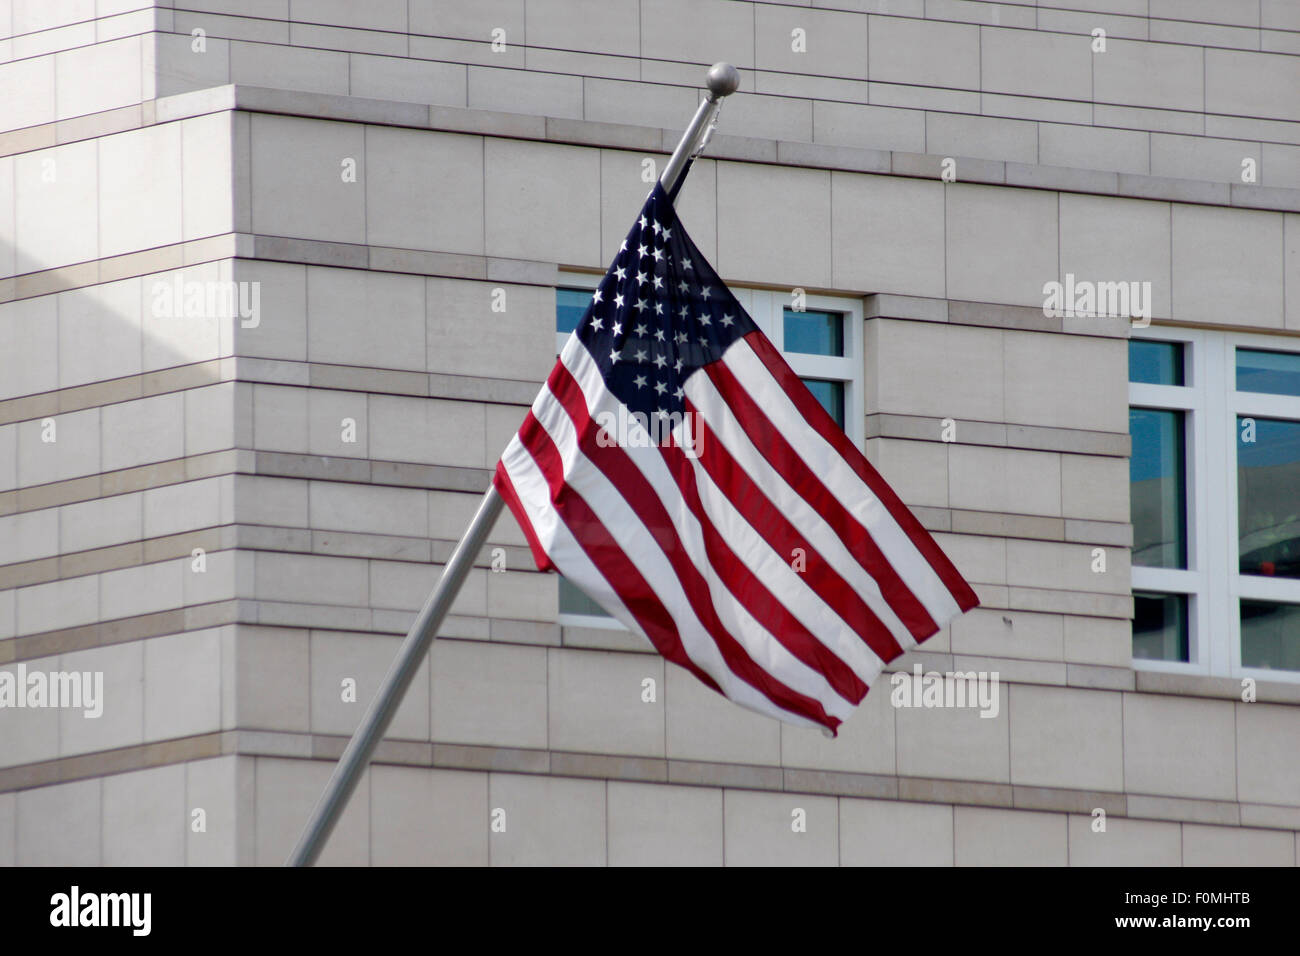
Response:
743,331,980,615
682,395,902,669
492,460,554,573
542,363,845,730
515,408,723,698
702,356,939,641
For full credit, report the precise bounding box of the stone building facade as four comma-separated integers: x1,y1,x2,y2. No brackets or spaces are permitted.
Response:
1,0,1298,865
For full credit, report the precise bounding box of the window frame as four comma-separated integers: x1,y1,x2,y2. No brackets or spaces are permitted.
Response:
1129,324,1300,683
553,272,866,631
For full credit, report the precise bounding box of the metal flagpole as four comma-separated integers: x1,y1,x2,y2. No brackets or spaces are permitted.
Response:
286,61,741,867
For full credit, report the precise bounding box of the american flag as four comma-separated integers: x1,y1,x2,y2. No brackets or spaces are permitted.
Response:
494,178,979,735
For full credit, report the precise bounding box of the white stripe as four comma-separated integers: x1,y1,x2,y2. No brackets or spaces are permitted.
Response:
683,368,917,652
560,343,859,720
723,337,963,623
513,377,842,726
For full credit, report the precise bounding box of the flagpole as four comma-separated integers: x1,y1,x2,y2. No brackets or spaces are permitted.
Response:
285,62,741,868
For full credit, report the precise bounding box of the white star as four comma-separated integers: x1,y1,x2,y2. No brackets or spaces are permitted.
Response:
614,266,626,280
634,374,647,389
678,305,690,319
636,271,647,285
634,348,647,362
619,239,627,252
654,302,664,315
590,316,604,331
700,287,711,299
674,386,684,399
612,321,623,336
674,358,684,372
653,328,665,341
634,323,648,336
638,215,647,231
698,313,711,326
652,275,663,289
655,408,669,422
614,293,625,308
652,220,662,235
592,288,603,303
721,313,734,327
637,244,648,259
662,226,672,240
653,353,667,368
652,247,664,262
677,280,689,293
675,331,689,344
654,381,667,395
682,258,692,270
610,349,620,363
634,299,647,313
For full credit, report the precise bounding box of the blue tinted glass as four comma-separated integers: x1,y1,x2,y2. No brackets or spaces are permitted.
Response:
1237,416,1300,580
784,309,844,356
1241,601,1300,671
1130,408,1187,569
556,287,593,334
1132,592,1189,663
1236,349,1300,397
1129,340,1184,385
802,379,844,429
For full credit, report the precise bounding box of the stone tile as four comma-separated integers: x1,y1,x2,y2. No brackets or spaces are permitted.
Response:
717,162,831,289
1172,205,1285,328
368,393,486,469
102,762,186,865
664,662,782,766
811,100,925,154
1206,48,1300,124
254,756,369,866
868,15,978,90
431,639,548,749
954,805,1067,866
946,183,1057,308
101,391,185,473
754,3,868,80
366,127,484,255
780,680,894,775
250,114,365,244
1124,693,1237,801
484,137,600,267
866,319,1002,421
488,771,605,865
14,139,97,274
948,444,1060,517
547,647,664,757
832,172,944,297
1067,813,1181,866
426,277,553,383
981,26,1092,102
234,624,310,733
55,35,142,121
607,780,723,866
1094,38,1204,113
1182,823,1296,866
57,276,143,388
310,630,430,741
16,777,100,865
864,437,948,510
839,797,953,866
639,0,753,69
1009,684,1124,791
144,627,224,740
349,53,466,107
1059,193,1171,321
894,681,1010,784
723,788,838,866
1235,702,1300,807
1003,331,1128,433
370,765,488,865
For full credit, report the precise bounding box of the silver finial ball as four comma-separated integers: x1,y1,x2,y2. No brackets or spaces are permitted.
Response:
706,62,740,99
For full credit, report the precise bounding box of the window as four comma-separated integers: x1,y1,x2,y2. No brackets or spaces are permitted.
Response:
553,274,864,628
1128,328,1300,681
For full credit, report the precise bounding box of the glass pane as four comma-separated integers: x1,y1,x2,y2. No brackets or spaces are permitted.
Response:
1132,592,1189,663
784,309,844,356
556,287,592,334
802,378,845,429
1236,348,1300,397
558,576,610,618
1237,416,1300,579
1129,408,1187,569
1240,601,1300,671
1129,340,1184,386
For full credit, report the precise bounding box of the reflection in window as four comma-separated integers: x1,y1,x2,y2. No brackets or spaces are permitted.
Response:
1129,408,1187,569
1132,592,1189,663
559,575,608,618
556,287,592,335
1236,349,1300,397
1240,601,1300,671
784,309,844,356
1129,340,1184,386
1237,417,1300,580
801,378,845,429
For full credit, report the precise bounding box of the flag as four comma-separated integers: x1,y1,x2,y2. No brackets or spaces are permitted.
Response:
493,176,979,735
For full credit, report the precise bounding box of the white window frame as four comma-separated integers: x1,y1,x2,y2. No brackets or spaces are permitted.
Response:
1130,325,1300,682
553,272,865,630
